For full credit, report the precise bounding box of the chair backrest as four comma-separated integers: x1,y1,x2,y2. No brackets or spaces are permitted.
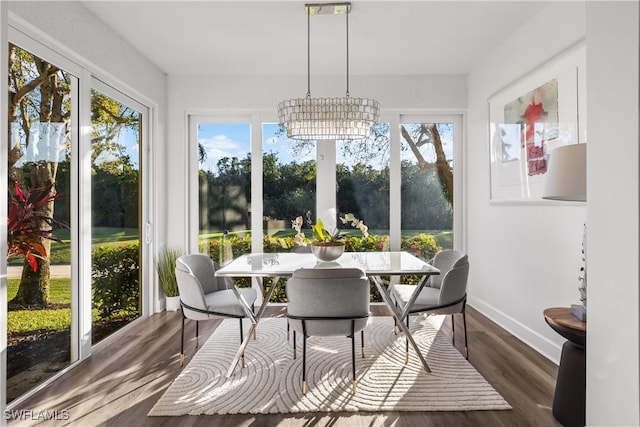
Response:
434,250,469,306
286,268,370,337
428,250,468,289
175,254,231,320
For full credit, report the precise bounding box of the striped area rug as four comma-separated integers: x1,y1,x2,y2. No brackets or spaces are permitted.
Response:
148,316,511,415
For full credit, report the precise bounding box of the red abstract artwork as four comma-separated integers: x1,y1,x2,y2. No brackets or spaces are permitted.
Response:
503,79,559,176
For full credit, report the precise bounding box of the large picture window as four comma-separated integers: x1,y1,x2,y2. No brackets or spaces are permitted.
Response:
189,115,462,259
400,121,456,251
262,123,316,252
196,122,252,265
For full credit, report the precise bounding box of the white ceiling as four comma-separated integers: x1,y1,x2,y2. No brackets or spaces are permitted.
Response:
81,1,549,76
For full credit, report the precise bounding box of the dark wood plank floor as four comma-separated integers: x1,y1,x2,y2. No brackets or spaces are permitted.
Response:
11,305,561,427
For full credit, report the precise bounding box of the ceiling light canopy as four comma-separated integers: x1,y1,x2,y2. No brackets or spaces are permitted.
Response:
277,2,380,141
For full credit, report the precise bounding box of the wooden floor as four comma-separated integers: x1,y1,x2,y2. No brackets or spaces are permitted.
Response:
12,305,561,427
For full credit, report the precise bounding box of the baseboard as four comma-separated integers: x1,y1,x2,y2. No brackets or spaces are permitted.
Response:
467,295,562,365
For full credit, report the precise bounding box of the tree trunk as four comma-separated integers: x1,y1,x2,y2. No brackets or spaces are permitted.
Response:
399,124,453,207
11,257,51,307
429,124,454,207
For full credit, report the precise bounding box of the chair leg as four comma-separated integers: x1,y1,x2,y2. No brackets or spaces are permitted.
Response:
351,331,357,394
292,330,297,359
252,305,257,340
195,320,200,348
239,318,245,368
463,310,469,359
361,330,365,358
405,315,410,364
393,302,398,335
302,334,307,395
287,320,290,341
180,313,185,367
451,313,456,345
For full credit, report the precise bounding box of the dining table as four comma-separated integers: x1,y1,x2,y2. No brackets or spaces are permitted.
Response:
215,250,440,378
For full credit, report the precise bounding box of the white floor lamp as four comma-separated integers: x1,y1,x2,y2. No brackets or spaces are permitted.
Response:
542,143,587,320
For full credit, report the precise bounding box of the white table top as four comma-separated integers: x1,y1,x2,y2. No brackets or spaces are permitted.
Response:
215,251,440,277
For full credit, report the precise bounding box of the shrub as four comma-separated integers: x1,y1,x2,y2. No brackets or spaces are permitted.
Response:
92,244,140,319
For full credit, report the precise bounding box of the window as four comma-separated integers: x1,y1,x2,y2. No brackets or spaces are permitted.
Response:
195,121,252,264
336,123,391,252
6,43,77,403
262,123,316,252
189,115,463,258
400,121,457,251
90,85,143,345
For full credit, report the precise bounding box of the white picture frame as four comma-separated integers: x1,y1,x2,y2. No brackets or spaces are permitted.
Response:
488,43,586,203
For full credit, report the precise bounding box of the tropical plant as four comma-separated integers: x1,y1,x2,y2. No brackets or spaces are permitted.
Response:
7,181,65,272
156,246,183,297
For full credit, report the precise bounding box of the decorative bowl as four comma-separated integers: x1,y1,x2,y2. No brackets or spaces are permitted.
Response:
310,242,345,262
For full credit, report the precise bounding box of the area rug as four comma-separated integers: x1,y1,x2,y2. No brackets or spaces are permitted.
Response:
148,316,511,415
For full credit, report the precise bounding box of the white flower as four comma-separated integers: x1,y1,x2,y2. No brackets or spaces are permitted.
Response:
339,214,369,238
291,216,307,246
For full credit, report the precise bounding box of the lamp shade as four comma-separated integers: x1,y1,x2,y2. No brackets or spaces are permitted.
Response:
542,143,587,202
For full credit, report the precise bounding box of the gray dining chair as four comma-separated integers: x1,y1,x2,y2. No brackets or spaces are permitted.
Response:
175,253,257,367
286,267,370,394
391,250,470,359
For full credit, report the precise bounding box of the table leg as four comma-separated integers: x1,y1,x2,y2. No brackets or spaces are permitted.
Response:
225,276,282,378
370,275,432,373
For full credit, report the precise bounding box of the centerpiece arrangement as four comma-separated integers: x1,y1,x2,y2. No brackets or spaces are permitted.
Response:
292,212,368,261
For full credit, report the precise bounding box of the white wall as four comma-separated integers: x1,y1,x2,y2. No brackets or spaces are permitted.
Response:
585,2,639,425
468,1,640,424
467,2,587,363
165,74,467,249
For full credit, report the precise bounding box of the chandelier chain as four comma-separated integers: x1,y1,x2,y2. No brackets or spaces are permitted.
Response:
345,8,349,98
307,5,311,98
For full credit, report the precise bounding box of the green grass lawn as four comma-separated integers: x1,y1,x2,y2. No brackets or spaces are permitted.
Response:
7,278,135,335
7,278,71,334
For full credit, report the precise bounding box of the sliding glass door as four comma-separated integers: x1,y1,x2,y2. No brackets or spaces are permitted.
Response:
4,33,152,406
6,42,78,403
90,82,145,345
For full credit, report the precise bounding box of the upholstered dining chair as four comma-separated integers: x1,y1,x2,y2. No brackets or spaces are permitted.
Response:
391,250,470,359
286,267,370,394
175,253,257,367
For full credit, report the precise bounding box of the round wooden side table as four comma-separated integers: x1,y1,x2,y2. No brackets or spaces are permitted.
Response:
544,307,586,427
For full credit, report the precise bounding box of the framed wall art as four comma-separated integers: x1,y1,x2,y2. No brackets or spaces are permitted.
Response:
488,43,586,203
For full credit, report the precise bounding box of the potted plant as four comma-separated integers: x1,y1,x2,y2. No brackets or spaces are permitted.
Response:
156,246,183,311
292,212,368,261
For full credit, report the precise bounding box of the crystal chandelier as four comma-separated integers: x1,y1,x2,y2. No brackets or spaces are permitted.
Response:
277,2,380,141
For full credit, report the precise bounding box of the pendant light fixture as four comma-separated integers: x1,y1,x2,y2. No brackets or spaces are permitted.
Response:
277,2,380,141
